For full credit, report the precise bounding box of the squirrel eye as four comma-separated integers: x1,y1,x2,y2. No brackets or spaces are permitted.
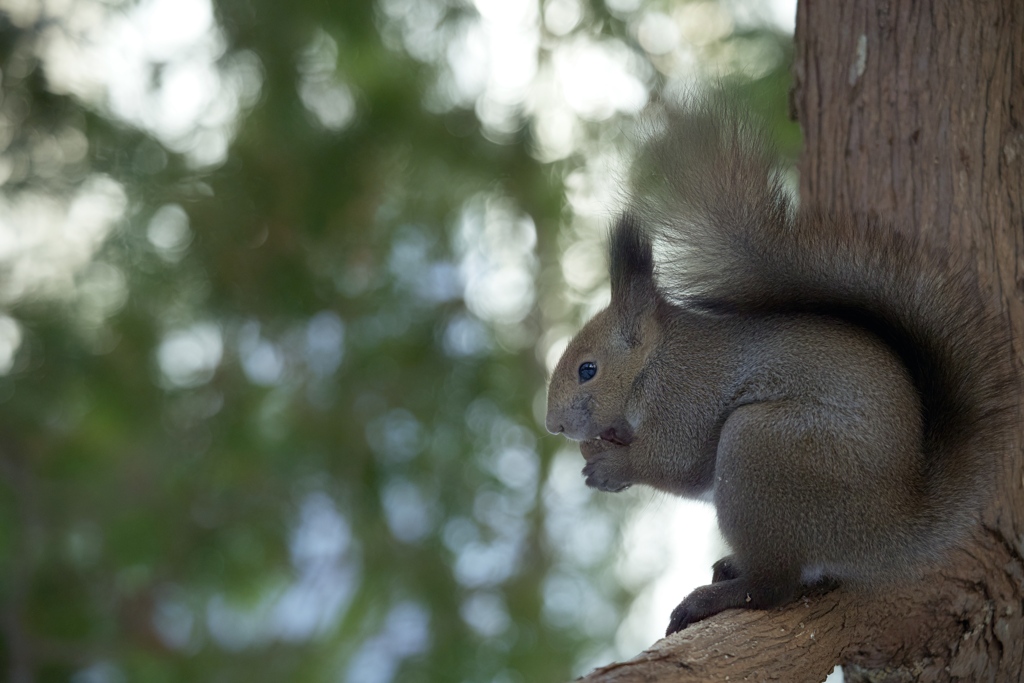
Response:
578,362,597,383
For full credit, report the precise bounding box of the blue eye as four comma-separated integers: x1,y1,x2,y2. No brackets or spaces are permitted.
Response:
578,362,597,382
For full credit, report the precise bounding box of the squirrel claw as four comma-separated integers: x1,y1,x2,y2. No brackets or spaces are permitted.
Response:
666,603,696,635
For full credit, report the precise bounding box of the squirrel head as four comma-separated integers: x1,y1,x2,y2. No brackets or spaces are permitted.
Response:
545,213,659,447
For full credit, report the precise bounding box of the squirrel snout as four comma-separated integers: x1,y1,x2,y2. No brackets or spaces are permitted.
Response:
545,414,564,435
545,405,567,435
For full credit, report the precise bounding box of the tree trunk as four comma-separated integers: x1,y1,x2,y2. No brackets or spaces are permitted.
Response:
794,0,1024,675
577,0,1024,680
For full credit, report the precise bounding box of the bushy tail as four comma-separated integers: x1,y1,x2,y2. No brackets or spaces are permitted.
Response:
628,93,1017,537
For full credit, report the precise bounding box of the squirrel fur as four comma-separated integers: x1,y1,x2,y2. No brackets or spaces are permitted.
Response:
544,93,1017,635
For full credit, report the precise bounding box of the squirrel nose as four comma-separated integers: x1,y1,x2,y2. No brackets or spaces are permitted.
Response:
545,414,563,435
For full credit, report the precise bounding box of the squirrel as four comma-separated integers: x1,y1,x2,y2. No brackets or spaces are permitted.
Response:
544,93,1017,636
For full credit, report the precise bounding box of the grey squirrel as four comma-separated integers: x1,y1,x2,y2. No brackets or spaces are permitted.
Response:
544,93,1017,635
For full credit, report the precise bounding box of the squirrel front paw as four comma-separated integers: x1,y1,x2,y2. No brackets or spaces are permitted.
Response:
581,451,631,492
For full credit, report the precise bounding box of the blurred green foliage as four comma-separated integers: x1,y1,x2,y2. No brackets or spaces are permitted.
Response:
0,0,795,681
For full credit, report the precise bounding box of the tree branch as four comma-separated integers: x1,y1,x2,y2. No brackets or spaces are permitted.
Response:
578,530,1024,682
580,589,847,683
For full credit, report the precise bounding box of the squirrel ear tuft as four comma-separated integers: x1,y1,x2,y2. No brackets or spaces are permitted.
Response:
609,212,657,345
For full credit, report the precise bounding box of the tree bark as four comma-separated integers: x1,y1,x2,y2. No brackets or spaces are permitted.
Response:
578,0,1024,680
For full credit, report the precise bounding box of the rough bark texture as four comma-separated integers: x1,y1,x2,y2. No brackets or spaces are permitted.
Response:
578,0,1024,681
793,0,1024,677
